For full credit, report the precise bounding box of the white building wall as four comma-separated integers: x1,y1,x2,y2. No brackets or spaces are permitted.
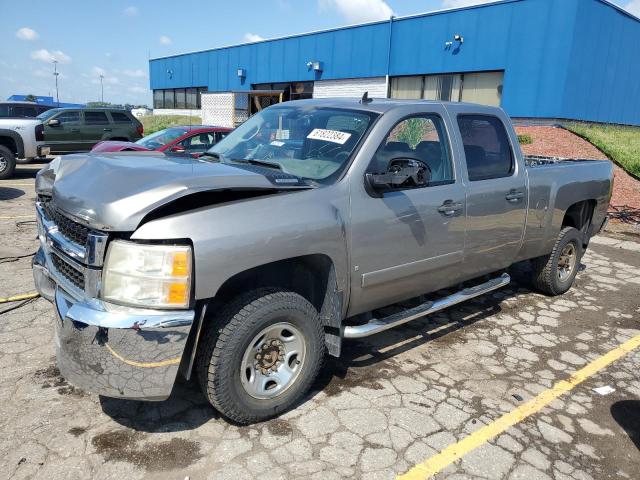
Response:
153,108,202,117
313,77,387,99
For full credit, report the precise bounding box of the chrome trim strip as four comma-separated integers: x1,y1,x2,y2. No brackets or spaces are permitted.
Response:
344,273,511,339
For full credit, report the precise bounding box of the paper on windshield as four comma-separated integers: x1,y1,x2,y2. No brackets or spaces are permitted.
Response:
307,128,352,145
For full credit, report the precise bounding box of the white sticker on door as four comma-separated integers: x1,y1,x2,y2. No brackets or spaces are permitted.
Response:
306,128,352,145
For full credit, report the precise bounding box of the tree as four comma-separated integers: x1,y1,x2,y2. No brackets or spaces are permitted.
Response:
25,94,37,102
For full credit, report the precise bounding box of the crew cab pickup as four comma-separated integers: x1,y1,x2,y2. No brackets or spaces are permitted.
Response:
32,99,612,424
0,118,49,179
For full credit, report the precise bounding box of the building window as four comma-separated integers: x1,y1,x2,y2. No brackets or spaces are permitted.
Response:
391,71,504,107
252,81,314,101
152,87,208,109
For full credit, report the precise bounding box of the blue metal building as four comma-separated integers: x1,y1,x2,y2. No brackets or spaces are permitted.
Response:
149,0,640,125
7,95,85,109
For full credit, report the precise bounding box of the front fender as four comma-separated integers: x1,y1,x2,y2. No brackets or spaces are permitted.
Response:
131,184,351,300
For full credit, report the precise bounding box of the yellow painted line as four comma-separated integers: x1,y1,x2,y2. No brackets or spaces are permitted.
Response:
0,215,35,220
105,342,182,368
0,292,39,304
398,334,640,480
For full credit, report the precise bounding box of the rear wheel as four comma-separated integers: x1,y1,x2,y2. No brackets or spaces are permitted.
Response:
530,226,583,295
0,145,16,180
197,289,325,424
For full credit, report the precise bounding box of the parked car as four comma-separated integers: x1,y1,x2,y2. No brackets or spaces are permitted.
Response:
0,101,54,119
37,108,143,154
33,98,612,424
91,125,232,157
0,118,49,179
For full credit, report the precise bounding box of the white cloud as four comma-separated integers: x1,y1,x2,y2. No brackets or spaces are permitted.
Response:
243,32,265,43
128,86,148,94
441,0,493,8
32,67,65,79
122,68,146,78
30,49,71,64
319,0,393,23
624,0,640,16
16,27,39,41
124,6,138,16
92,66,106,76
159,35,172,45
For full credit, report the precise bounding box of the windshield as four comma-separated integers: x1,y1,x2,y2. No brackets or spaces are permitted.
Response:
135,127,188,149
207,105,378,183
37,108,62,121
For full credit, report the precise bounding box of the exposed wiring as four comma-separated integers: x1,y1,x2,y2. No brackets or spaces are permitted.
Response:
608,205,640,225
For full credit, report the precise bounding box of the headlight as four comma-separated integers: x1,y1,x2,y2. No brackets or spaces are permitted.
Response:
102,241,192,309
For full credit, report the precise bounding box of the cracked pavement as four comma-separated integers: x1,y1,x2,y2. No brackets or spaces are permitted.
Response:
1,163,639,480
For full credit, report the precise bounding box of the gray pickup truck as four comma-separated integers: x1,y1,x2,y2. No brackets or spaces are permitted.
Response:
33,98,612,424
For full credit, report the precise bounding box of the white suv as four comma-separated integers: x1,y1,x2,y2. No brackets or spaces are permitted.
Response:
0,118,50,179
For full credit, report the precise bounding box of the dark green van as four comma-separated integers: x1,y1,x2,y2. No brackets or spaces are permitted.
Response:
38,108,143,154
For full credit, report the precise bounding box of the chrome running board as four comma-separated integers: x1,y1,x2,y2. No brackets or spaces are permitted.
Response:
343,273,511,339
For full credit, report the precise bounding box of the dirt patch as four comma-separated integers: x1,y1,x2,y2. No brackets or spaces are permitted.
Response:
91,430,202,471
33,364,86,397
68,427,86,437
266,418,293,436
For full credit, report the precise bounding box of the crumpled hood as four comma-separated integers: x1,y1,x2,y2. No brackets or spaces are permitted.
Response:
91,140,150,152
40,152,308,231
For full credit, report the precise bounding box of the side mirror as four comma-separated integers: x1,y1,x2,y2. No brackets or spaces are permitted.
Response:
366,157,431,195
48,119,60,127
171,145,186,153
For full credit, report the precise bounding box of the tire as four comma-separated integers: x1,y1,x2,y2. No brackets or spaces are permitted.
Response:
197,288,325,424
0,145,17,180
530,226,583,296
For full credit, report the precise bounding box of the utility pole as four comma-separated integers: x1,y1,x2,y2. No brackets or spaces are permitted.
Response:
99,74,104,103
53,60,59,106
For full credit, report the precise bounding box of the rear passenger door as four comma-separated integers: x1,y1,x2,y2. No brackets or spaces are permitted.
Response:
81,111,111,149
348,109,467,314
454,113,527,278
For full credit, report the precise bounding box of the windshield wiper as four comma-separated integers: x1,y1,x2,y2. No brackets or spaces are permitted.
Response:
199,151,222,161
237,158,283,170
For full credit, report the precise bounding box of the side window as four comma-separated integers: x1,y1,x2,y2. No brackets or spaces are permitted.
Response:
179,133,215,152
368,115,454,186
84,111,109,124
457,115,514,181
110,112,131,123
56,111,80,124
216,131,228,143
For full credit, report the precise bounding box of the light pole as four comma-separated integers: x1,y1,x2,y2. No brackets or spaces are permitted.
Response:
52,60,59,106
99,74,104,103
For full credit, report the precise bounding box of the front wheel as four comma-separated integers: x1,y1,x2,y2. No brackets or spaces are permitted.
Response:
196,289,325,424
0,145,17,180
530,226,584,295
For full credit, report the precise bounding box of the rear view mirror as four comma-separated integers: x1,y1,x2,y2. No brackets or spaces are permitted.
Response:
366,157,431,195
48,119,60,127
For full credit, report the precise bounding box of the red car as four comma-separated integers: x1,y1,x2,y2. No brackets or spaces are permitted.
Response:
91,125,232,157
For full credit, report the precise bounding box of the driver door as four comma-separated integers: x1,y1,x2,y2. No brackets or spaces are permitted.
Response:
348,112,467,315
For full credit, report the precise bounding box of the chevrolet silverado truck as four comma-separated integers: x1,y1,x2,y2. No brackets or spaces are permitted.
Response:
32,98,612,424
0,118,49,179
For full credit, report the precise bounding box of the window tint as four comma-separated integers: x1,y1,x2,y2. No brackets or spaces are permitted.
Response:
84,111,109,124
56,111,80,124
111,112,131,123
457,115,514,181
13,106,38,117
369,115,454,186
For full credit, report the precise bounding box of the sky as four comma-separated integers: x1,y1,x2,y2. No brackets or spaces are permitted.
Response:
1,0,639,106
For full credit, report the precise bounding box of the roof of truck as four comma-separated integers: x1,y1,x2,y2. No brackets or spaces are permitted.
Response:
276,97,503,115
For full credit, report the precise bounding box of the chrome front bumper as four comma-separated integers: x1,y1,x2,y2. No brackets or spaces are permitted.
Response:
33,204,195,401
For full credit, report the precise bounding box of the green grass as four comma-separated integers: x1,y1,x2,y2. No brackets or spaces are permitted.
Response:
140,115,202,135
565,122,640,177
517,134,533,145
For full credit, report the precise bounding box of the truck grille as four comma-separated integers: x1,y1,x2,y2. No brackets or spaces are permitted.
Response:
43,203,90,247
51,253,85,290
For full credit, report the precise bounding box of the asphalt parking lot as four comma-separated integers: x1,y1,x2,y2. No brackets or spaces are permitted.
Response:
1,162,639,480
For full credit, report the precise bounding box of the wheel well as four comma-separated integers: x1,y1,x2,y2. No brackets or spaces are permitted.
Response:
0,136,17,154
214,255,334,314
562,200,595,238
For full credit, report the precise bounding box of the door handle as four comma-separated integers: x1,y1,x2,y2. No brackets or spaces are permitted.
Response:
437,201,463,216
70,129,80,133
506,190,525,202
103,128,112,132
